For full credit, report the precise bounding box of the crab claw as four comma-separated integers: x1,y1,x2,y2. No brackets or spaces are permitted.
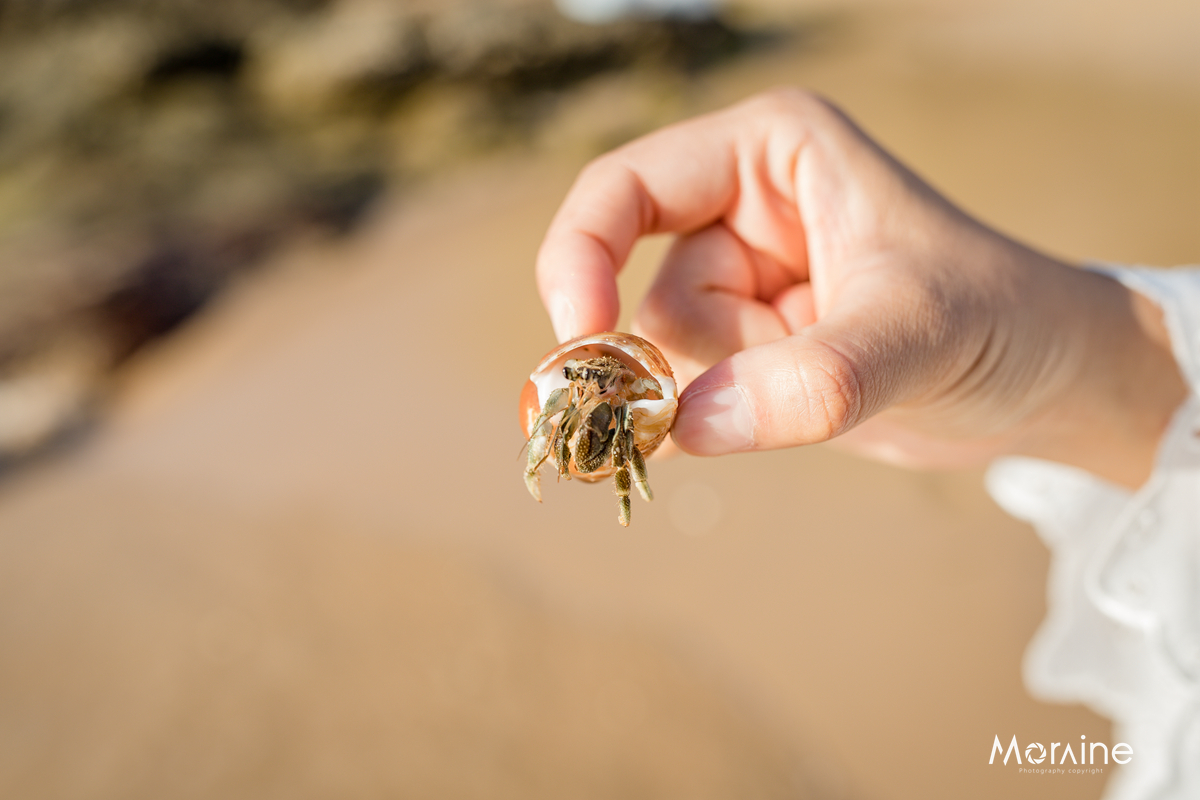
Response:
524,432,548,502
523,387,570,503
525,472,543,503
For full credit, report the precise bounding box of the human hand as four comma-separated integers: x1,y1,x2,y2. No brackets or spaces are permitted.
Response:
536,89,1185,488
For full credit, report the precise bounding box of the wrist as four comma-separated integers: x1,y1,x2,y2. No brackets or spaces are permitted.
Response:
1010,266,1187,489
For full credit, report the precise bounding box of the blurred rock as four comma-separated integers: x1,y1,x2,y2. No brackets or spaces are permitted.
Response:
0,0,753,469
556,0,718,25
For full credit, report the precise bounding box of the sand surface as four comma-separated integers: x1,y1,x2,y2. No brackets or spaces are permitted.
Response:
1,2,1197,798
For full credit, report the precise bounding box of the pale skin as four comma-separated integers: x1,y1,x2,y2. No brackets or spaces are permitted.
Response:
536,88,1188,489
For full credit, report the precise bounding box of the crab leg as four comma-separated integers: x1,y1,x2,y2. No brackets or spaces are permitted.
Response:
523,387,569,502
552,400,581,480
524,437,549,503
528,388,569,441
620,400,654,502
629,444,653,502
611,405,633,526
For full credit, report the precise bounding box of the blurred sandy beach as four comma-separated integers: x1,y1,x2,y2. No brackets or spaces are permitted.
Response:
0,1,1197,798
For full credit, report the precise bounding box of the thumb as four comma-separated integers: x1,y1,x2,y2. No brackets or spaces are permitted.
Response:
671,308,931,455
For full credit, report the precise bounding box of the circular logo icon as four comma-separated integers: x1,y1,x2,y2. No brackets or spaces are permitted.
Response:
1025,742,1046,764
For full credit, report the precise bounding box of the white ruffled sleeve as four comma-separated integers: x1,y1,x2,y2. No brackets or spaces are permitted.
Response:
986,265,1200,800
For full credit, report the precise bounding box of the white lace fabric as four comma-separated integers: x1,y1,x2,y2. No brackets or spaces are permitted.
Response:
987,265,1200,799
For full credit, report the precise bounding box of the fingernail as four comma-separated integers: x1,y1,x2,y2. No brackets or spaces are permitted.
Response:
674,385,755,455
549,292,577,343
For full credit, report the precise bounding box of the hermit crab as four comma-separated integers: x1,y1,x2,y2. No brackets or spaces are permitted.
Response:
519,332,677,526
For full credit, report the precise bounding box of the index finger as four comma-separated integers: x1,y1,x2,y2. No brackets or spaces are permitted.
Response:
535,109,743,342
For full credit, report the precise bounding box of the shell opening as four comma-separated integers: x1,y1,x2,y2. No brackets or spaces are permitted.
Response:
530,341,677,410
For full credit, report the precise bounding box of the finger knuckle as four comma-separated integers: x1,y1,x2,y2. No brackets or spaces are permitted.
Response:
790,345,863,441
744,87,839,120
576,153,614,187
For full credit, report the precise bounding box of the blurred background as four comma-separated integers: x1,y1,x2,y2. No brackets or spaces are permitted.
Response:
0,0,1196,798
